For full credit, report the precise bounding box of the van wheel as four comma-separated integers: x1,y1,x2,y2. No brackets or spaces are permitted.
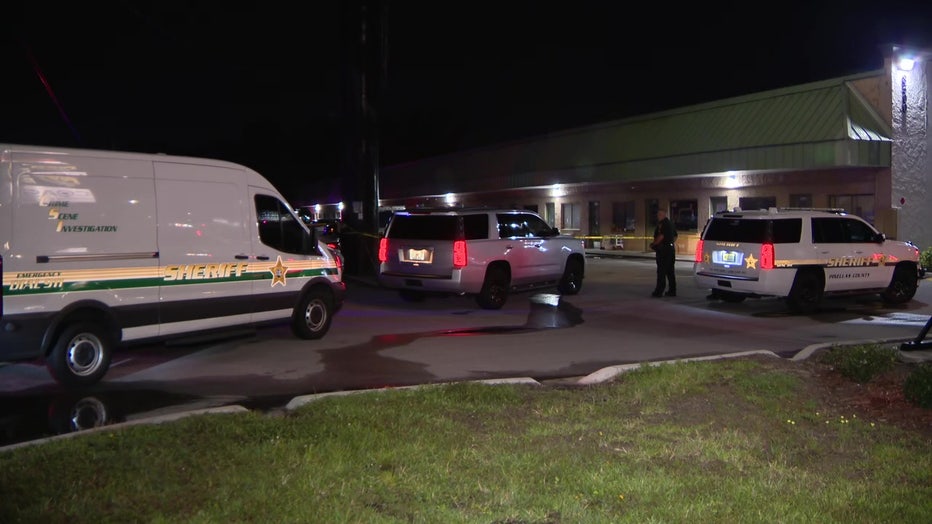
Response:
881,265,918,304
49,396,109,434
787,270,823,314
557,258,584,295
477,267,509,310
292,288,334,339
47,322,113,388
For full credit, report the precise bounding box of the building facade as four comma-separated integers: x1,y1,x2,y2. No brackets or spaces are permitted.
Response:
378,45,930,256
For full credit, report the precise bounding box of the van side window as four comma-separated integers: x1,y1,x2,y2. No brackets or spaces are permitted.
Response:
255,195,305,254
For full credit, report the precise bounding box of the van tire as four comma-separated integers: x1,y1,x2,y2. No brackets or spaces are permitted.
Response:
292,288,334,340
787,270,823,314
557,258,584,295
47,322,113,388
881,264,918,304
477,266,509,310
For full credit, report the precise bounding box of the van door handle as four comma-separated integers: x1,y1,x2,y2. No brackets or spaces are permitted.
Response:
256,255,270,261
235,255,249,260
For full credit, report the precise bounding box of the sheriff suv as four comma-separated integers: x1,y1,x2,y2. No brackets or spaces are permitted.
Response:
378,208,586,309
694,208,921,313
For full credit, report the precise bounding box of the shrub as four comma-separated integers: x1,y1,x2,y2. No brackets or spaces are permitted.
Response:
904,363,932,409
818,343,897,383
921,246,932,271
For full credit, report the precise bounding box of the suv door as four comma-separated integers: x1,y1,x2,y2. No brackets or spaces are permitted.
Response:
496,212,564,285
812,217,889,291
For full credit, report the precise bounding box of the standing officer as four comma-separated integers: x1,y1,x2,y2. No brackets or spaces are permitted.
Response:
650,208,677,297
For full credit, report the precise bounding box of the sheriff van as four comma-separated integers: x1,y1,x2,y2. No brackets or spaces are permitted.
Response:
0,144,345,387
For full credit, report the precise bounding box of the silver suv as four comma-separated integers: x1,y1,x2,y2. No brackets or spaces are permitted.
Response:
378,208,586,309
694,208,921,313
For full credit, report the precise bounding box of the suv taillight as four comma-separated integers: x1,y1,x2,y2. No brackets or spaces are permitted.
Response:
761,243,774,270
453,240,467,267
694,239,704,263
378,238,388,263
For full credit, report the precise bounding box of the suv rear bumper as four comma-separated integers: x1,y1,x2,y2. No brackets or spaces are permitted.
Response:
378,268,483,295
695,268,796,297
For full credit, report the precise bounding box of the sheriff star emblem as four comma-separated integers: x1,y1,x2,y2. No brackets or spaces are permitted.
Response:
745,253,758,269
268,256,289,287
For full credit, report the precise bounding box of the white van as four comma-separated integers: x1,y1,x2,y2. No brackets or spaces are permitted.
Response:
0,144,346,387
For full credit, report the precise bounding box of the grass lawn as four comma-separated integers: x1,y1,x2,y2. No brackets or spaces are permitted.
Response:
1,354,930,523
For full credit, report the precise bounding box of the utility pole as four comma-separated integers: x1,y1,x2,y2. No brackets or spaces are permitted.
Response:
340,0,387,275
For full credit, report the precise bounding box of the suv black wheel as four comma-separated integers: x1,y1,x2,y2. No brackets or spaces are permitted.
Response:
881,264,918,304
557,258,584,295
477,266,509,309
787,270,823,314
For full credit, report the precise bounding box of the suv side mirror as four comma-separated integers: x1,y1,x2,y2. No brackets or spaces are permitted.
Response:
875,232,886,243
550,227,560,236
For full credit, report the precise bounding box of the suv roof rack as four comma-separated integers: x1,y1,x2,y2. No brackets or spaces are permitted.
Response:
713,207,849,217
402,205,522,214
775,207,847,214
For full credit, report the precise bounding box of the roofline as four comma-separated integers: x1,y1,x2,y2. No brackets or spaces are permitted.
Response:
386,69,887,167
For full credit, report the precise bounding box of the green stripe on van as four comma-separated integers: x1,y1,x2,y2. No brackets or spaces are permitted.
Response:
2,267,338,296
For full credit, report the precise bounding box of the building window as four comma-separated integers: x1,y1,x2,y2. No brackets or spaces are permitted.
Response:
739,196,776,211
789,194,812,208
670,199,698,231
544,202,555,227
829,194,875,223
561,203,580,230
710,196,727,214
612,201,636,232
588,201,600,235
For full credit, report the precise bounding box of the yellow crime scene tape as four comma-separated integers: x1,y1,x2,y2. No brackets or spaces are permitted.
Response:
339,231,656,242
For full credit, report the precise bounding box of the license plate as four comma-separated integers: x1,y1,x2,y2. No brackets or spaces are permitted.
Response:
403,248,433,263
712,250,744,267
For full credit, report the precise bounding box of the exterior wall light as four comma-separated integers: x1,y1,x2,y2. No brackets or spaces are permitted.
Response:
724,173,739,189
898,57,915,71
550,184,566,197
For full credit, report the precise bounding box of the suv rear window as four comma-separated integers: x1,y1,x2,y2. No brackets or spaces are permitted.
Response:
386,214,490,241
704,217,801,243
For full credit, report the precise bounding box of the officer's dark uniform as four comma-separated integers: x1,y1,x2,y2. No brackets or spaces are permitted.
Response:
650,213,677,297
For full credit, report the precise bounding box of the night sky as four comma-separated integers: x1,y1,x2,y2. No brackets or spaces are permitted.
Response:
2,1,931,205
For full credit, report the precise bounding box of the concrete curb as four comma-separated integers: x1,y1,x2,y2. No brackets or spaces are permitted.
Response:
574,350,782,385
285,376,541,411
